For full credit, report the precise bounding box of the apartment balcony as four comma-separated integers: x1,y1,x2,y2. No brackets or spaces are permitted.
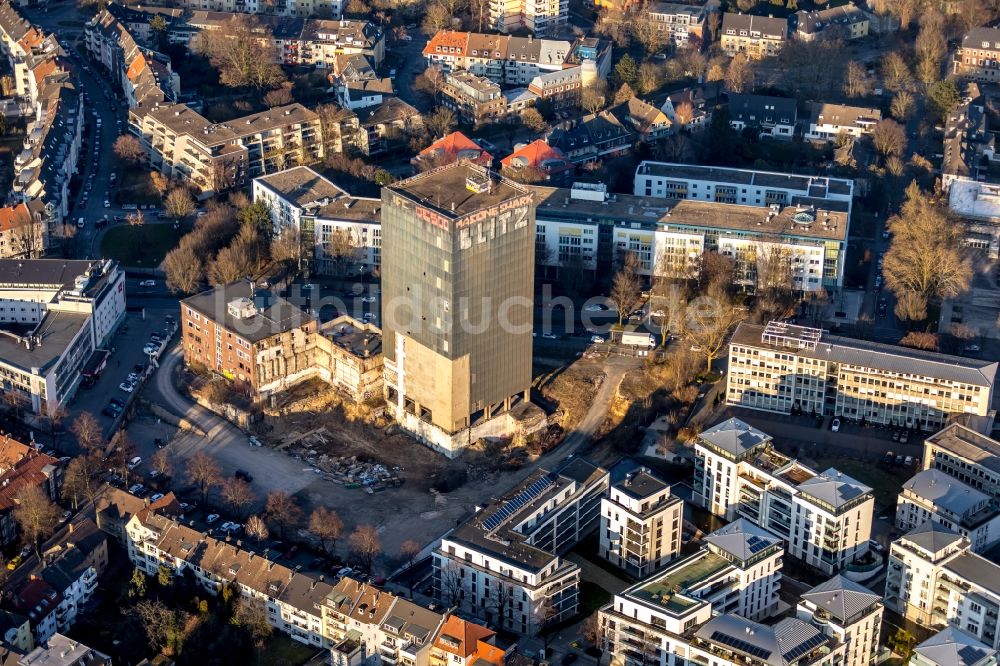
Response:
380,649,398,663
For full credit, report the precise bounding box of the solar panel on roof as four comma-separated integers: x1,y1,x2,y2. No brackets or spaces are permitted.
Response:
481,475,555,531
710,631,772,660
957,645,987,665
782,633,826,662
746,535,771,554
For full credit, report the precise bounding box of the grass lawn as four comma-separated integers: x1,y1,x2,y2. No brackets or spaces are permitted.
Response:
101,224,180,267
258,636,319,666
118,169,162,205
810,455,905,512
578,580,612,617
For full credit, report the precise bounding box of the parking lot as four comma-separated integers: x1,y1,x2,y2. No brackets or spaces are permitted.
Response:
66,306,179,449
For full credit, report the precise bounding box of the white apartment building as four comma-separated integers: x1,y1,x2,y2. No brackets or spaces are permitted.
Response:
923,423,1000,499
634,161,854,211
433,458,609,635
126,511,334,649
489,0,567,36
797,576,883,666
911,627,998,666
598,463,684,578
536,177,849,290
599,518,782,643
252,166,382,276
720,13,788,58
0,259,125,414
648,1,720,49
884,522,1000,650
133,102,323,198
693,417,875,575
727,321,998,430
597,523,847,666
8,519,108,646
423,32,570,86
896,468,1000,553
256,165,849,291
804,102,882,142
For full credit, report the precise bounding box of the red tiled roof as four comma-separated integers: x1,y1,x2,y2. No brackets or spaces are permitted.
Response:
434,615,502,664
423,30,470,58
500,139,569,171
0,435,32,472
0,451,59,513
418,131,491,165
0,203,35,234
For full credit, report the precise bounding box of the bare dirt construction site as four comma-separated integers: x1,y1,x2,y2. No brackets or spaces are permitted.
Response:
253,377,590,564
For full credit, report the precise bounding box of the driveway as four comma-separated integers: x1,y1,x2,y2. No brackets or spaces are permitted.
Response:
139,345,315,501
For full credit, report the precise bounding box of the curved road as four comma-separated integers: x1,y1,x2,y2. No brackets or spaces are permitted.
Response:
147,345,313,497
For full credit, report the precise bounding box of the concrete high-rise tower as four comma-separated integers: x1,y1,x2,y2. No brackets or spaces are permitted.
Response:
380,161,535,456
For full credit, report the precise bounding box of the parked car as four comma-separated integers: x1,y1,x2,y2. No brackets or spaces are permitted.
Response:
894,455,904,466
590,335,605,344
101,406,118,418
900,431,910,444
248,436,262,447
128,483,144,495
882,451,894,465
235,469,253,482
904,455,914,467
139,279,155,287
149,493,164,502
205,514,220,524
964,344,981,353
360,295,376,303
118,382,134,393
830,418,841,433
7,555,22,570
127,456,142,470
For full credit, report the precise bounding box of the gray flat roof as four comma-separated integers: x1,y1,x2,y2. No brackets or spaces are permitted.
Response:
0,259,104,290
635,161,853,197
388,162,531,221
903,468,992,517
945,551,1000,597
0,311,90,374
925,423,1000,475
182,282,313,343
532,185,849,241
255,166,346,209
731,322,998,388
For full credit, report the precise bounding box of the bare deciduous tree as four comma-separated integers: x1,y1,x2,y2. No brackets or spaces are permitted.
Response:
163,245,204,295
871,119,907,159
900,331,939,350
232,596,272,647
113,135,145,164
725,53,753,94
843,61,873,98
349,524,382,573
164,188,195,220
581,79,609,115
244,515,269,544
187,452,222,506
191,15,286,91
884,182,972,302
264,490,301,539
610,252,642,325
682,287,746,372
309,507,344,556
14,485,60,557
71,411,104,453
221,477,256,520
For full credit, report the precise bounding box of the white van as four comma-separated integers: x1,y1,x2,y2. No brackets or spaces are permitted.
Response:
127,456,142,470
76,217,85,228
